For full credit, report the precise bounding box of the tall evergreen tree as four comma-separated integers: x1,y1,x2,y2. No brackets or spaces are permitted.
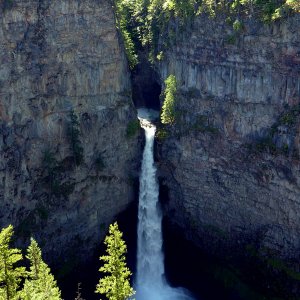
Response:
0,225,26,300
21,238,61,300
95,222,134,300
161,74,177,125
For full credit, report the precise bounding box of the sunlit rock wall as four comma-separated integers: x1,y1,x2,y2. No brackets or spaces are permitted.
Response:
0,0,141,262
157,13,300,292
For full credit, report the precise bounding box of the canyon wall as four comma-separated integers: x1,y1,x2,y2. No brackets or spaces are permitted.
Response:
0,0,141,262
157,14,300,294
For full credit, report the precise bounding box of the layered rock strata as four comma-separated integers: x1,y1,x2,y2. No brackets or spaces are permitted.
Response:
157,14,300,294
0,0,140,261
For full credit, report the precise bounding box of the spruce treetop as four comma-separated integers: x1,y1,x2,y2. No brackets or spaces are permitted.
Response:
95,222,135,300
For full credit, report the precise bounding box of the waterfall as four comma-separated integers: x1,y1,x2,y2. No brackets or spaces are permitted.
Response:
135,108,194,300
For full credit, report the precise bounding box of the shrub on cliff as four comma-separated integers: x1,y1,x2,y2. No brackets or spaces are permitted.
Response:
161,74,177,125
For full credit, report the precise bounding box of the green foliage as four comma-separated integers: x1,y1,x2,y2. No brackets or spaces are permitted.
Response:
286,0,300,12
161,75,177,125
126,120,140,138
156,127,169,140
212,0,298,23
161,0,197,19
256,0,285,22
114,0,139,69
156,51,164,61
233,19,243,31
95,222,135,300
114,0,299,67
0,228,61,300
114,0,197,64
0,225,26,300
278,106,300,126
230,0,298,23
21,238,62,300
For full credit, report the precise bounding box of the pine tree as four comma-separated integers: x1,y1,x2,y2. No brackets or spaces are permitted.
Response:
95,222,135,300
0,225,26,300
21,238,61,300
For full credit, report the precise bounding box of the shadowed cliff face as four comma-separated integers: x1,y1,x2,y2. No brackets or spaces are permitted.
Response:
157,14,300,296
132,55,162,110
0,0,141,262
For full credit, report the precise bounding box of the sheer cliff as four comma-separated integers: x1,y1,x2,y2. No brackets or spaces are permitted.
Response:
0,0,140,261
157,14,300,295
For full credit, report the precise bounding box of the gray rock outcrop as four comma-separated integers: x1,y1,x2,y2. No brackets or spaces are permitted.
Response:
0,0,141,261
157,13,300,290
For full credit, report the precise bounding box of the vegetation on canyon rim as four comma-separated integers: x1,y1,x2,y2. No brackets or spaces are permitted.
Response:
0,223,134,300
114,0,300,68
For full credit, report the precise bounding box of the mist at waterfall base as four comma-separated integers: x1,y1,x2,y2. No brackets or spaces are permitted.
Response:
135,108,195,300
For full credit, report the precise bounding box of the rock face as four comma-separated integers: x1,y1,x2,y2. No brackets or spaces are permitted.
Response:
157,14,300,292
0,0,141,262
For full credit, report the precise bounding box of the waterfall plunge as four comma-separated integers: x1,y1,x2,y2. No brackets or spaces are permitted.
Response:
135,108,194,300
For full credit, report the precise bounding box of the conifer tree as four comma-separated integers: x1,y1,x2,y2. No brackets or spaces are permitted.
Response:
161,74,177,125
21,238,61,300
0,225,26,300
95,222,134,300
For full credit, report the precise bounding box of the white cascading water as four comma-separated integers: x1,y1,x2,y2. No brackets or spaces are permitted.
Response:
135,108,194,300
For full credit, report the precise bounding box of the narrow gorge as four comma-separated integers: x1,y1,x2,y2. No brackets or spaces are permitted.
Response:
0,0,300,299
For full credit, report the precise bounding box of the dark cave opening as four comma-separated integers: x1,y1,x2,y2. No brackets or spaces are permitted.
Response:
132,59,162,110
